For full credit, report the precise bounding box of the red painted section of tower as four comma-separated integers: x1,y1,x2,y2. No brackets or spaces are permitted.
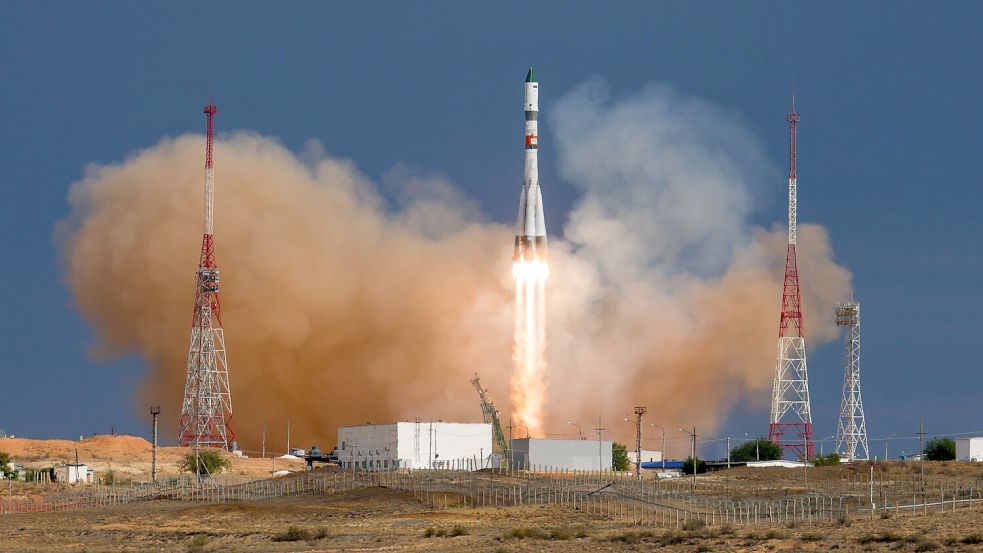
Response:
768,102,813,459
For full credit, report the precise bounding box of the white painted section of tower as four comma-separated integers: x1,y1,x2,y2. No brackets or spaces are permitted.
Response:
204,165,215,236
337,422,493,471
787,177,796,245
771,337,812,423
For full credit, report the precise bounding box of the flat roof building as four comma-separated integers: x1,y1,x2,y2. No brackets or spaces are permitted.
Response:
510,438,612,471
338,421,492,471
956,437,983,462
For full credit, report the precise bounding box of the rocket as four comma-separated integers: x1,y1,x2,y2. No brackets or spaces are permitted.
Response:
512,67,548,262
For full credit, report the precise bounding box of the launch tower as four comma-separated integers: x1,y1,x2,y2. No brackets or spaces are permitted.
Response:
834,300,868,461
178,103,236,450
768,97,814,459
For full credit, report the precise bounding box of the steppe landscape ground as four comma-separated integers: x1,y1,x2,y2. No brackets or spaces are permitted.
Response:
2,435,983,552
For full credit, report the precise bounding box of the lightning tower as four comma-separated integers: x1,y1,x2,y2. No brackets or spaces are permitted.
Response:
768,96,814,459
834,300,868,461
178,103,236,450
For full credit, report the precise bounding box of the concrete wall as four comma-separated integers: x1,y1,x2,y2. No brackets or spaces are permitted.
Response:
956,437,983,462
510,438,612,471
338,422,492,470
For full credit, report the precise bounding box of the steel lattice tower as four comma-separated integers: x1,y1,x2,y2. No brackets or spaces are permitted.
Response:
768,97,814,459
177,103,236,451
834,300,868,461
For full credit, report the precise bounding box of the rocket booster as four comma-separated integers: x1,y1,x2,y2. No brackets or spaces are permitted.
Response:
513,67,548,262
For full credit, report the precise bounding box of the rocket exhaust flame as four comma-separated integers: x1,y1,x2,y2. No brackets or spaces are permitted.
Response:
511,260,548,435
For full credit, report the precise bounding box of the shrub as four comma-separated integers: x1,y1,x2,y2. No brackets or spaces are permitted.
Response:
273,526,311,542
695,545,713,552
180,450,230,476
800,533,823,541
508,527,545,539
924,438,956,461
423,527,436,538
837,513,851,527
683,518,706,531
730,439,783,462
447,525,470,537
0,451,13,479
961,533,983,544
612,442,630,471
682,457,707,475
914,540,940,552
764,529,787,540
549,527,575,540
812,453,841,467
100,469,118,486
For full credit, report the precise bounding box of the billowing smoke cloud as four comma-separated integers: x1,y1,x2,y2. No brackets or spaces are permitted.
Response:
543,81,850,448
57,81,850,454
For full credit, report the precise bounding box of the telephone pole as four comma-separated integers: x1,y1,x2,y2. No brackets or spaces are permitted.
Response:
595,415,605,471
150,406,160,482
632,407,647,479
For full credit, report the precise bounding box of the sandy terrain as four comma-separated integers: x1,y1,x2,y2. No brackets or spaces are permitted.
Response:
0,486,981,552
0,435,306,481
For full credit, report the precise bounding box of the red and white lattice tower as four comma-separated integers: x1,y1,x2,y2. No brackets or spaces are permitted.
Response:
177,103,236,450
768,97,814,459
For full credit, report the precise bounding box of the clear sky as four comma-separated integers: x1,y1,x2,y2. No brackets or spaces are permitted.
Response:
1,2,981,458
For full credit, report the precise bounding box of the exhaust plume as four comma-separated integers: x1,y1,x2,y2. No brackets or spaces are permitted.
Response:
58,82,850,453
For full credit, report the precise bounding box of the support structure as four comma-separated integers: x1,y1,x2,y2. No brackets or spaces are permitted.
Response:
150,406,160,482
632,406,647,480
769,96,814,459
178,103,236,451
834,300,869,461
470,374,508,455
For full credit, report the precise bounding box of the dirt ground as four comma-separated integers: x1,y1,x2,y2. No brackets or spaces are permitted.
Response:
1,486,982,552
0,435,305,481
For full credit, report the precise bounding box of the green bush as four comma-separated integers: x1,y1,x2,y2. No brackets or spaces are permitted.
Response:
612,442,630,471
273,525,328,542
812,453,841,466
924,438,955,461
447,525,469,537
0,451,13,479
508,527,546,539
682,457,706,475
180,450,230,476
729,439,782,462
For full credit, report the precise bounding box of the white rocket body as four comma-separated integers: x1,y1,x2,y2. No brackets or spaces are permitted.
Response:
513,68,547,262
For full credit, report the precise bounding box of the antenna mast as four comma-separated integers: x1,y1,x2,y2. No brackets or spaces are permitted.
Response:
769,96,814,459
178,103,236,451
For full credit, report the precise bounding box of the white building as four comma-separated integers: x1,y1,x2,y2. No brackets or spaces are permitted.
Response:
627,450,663,464
956,437,983,462
510,438,612,471
338,422,492,471
63,464,93,484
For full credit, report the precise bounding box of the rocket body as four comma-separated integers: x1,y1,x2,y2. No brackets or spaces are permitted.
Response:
513,68,548,262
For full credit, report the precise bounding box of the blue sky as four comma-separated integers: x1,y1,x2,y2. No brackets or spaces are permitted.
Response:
1,2,981,458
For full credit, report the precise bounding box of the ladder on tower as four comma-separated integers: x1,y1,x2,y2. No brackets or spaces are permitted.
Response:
470,374,508,456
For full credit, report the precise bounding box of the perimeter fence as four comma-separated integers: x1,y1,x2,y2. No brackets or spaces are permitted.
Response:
2,463,981,528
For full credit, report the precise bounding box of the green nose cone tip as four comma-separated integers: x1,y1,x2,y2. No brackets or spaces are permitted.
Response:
525,67,537,83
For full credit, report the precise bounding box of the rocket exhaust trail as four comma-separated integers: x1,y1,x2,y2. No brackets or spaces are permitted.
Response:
511,68,548,436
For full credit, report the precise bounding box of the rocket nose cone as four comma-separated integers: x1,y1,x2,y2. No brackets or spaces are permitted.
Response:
525,67,537,83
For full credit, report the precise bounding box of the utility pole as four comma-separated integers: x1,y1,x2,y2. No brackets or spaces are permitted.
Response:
653,424,666,469
679,427,697,491
918,418,925,491
150,406,160,482
727,436,731,469
286,420,291,454
595,415,605,472
261,424,266,459
632,407,647,480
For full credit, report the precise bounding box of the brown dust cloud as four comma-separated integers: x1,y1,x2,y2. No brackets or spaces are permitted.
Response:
58,83,851,455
